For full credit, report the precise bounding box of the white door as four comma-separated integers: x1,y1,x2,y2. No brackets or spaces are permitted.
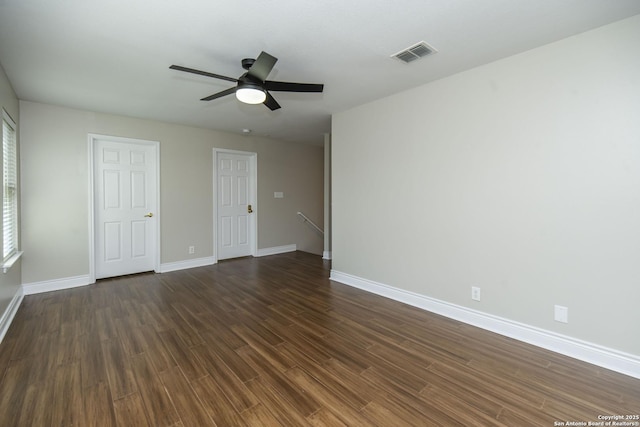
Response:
94,138,158,279
216,151,256,260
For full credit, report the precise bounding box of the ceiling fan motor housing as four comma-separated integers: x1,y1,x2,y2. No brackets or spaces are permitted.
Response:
241,58,255,70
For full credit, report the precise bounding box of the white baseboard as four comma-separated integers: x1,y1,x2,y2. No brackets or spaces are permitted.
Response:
323,251,332,260
22,274,93,295
161,246,298,271
330,269,640,380
20,257,217,296
0,287,24,343
159,256,215,273
255,244,297,257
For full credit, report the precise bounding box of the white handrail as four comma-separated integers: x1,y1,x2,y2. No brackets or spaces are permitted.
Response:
297,211,324,236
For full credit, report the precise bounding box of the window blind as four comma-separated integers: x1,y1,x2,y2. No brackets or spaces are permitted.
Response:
2,110,17,261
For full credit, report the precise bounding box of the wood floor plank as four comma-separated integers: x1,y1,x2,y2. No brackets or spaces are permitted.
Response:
366,392,467,427
9,317,43,359
0,334,15,382
244,376,313,426
202,317,248,350
290,311,335,338
113,393,151,426
0,359,33,426
55,320,82,365
139,325,178,374
234,309,286,346
165,309,204,348
157,330,208,382
317,333,375,373
240,403,283,427
84,382,118,427
50,362,85,427
420,383,510,426
271,324,334,365
40,301,62,334
285,366,370,427
190,343,257,413
360,363,427,403
158,366,217,427
515,359,634,411
427,360,550,422
17,384,50,427
190,374,245,427
230,323,296,372
81,328,109,388
95,307,119,341
306,407,350,427
370,337,435,367
25,332,58,385
199,330,258,382
298,357,372,411
101,337,138,400
237,345,321,417
418,370,505,420
326,312,406,351
131,353,180,426
264,304,297,327
139,302,171,332
171,302,211,332
115,317,148,357
0,251,638,426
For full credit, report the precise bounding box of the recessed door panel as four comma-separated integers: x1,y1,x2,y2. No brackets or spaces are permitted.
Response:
237,176,248,206
236,159,248,173
104,222,122,261
221,216,233,247
237,215,248,245
131,171,146,209
103,170,121,209
220,158,232,171
221,175,232,207
131,220,147,258
130,150,146,165
103,148,120,164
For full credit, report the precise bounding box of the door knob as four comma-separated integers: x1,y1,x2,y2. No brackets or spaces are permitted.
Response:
247,204,253,213
144,213,154,218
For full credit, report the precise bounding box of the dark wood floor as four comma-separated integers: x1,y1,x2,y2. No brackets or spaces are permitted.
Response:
0,252,638,426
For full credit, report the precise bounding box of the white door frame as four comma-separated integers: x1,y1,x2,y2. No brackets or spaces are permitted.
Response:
212,148,257,263
88,133,161,282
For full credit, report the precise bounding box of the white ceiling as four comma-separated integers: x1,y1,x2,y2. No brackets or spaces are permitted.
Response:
1,1,639,145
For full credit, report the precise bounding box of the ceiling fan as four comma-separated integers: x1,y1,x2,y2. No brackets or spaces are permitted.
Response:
170,51,324,111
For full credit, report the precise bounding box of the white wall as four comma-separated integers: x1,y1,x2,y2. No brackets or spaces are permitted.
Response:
19,101,324,284
332,15,640,357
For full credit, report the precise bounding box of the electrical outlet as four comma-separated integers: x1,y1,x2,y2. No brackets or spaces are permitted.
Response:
471,286,481,301
188,246,195,254
554,305,568,323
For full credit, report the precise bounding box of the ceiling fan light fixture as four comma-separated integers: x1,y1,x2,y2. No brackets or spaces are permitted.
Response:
170,51,323,111
236,83,266,104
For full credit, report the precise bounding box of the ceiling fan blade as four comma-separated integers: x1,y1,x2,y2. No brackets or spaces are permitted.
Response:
200,87,237,101
264,81,324,93
246,51,277,82
169,65,237,83
263,92,281,111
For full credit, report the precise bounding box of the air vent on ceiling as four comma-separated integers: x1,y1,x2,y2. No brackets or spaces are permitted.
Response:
392,41,437,63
